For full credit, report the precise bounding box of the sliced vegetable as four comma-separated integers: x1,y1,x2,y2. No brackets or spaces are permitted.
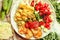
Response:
43,16,52,23
0,0,12,20
35,4,40,11
30,0,34,7
1,11,5,20
25,21,39,29
35,2,43,11
3,0,8,10
44,23,50,29
39,21,45,26
6,0,12,14
34,11,42,21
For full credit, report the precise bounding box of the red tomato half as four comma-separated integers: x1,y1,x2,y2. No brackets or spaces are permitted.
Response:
35,4,40,11
35,2,43,11
25,21,39,29
25,22,29,28
39,21,45,26
44,23,50,29
43,16,52,23
32,21,39,28
31,0,34,7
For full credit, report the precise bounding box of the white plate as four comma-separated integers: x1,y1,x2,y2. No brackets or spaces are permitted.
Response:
11,0,56,39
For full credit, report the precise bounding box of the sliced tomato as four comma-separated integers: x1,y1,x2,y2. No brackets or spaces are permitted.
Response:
38,2,51,16
39,8,46,16
40,8,51,16
43,16,52,23
32,21,39,28
39,12,44,16
35,4,40,11
25,22,29,28
45,10,51,16
44,23,50,29
37,2,43,8
25,21,32,28
31,0,34,7
35,2,43,11
39,21,45,26
25,21,39,29
43,3,49,8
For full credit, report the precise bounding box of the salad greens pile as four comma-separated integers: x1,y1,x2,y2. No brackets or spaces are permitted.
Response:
49,0,60,23
39,32,60,40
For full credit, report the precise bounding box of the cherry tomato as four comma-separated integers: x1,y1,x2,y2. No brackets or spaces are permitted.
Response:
40,8,51,15
43,3,49,8
39,21,45,26
39,12,44,16
25,21,39,29
45,10,51,16
35,2,43,11
29,21,39,29
31,0,34,7
43,16,52,23
25,22,29,28
35,4,40,11
25,21,32,28
37,2,43,7
39,8,46,16
44,23,50,29
32,21,39,28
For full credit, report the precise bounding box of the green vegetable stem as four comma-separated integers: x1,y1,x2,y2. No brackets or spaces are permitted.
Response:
1,11,5,20
3,0,8,10
6,0,13,14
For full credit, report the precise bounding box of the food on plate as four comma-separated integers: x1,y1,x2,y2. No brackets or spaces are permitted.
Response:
25,29,33,39
31,27,42,38
14,0,53,39
0,0,12,20
30,0,34,6
0,21,13,39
